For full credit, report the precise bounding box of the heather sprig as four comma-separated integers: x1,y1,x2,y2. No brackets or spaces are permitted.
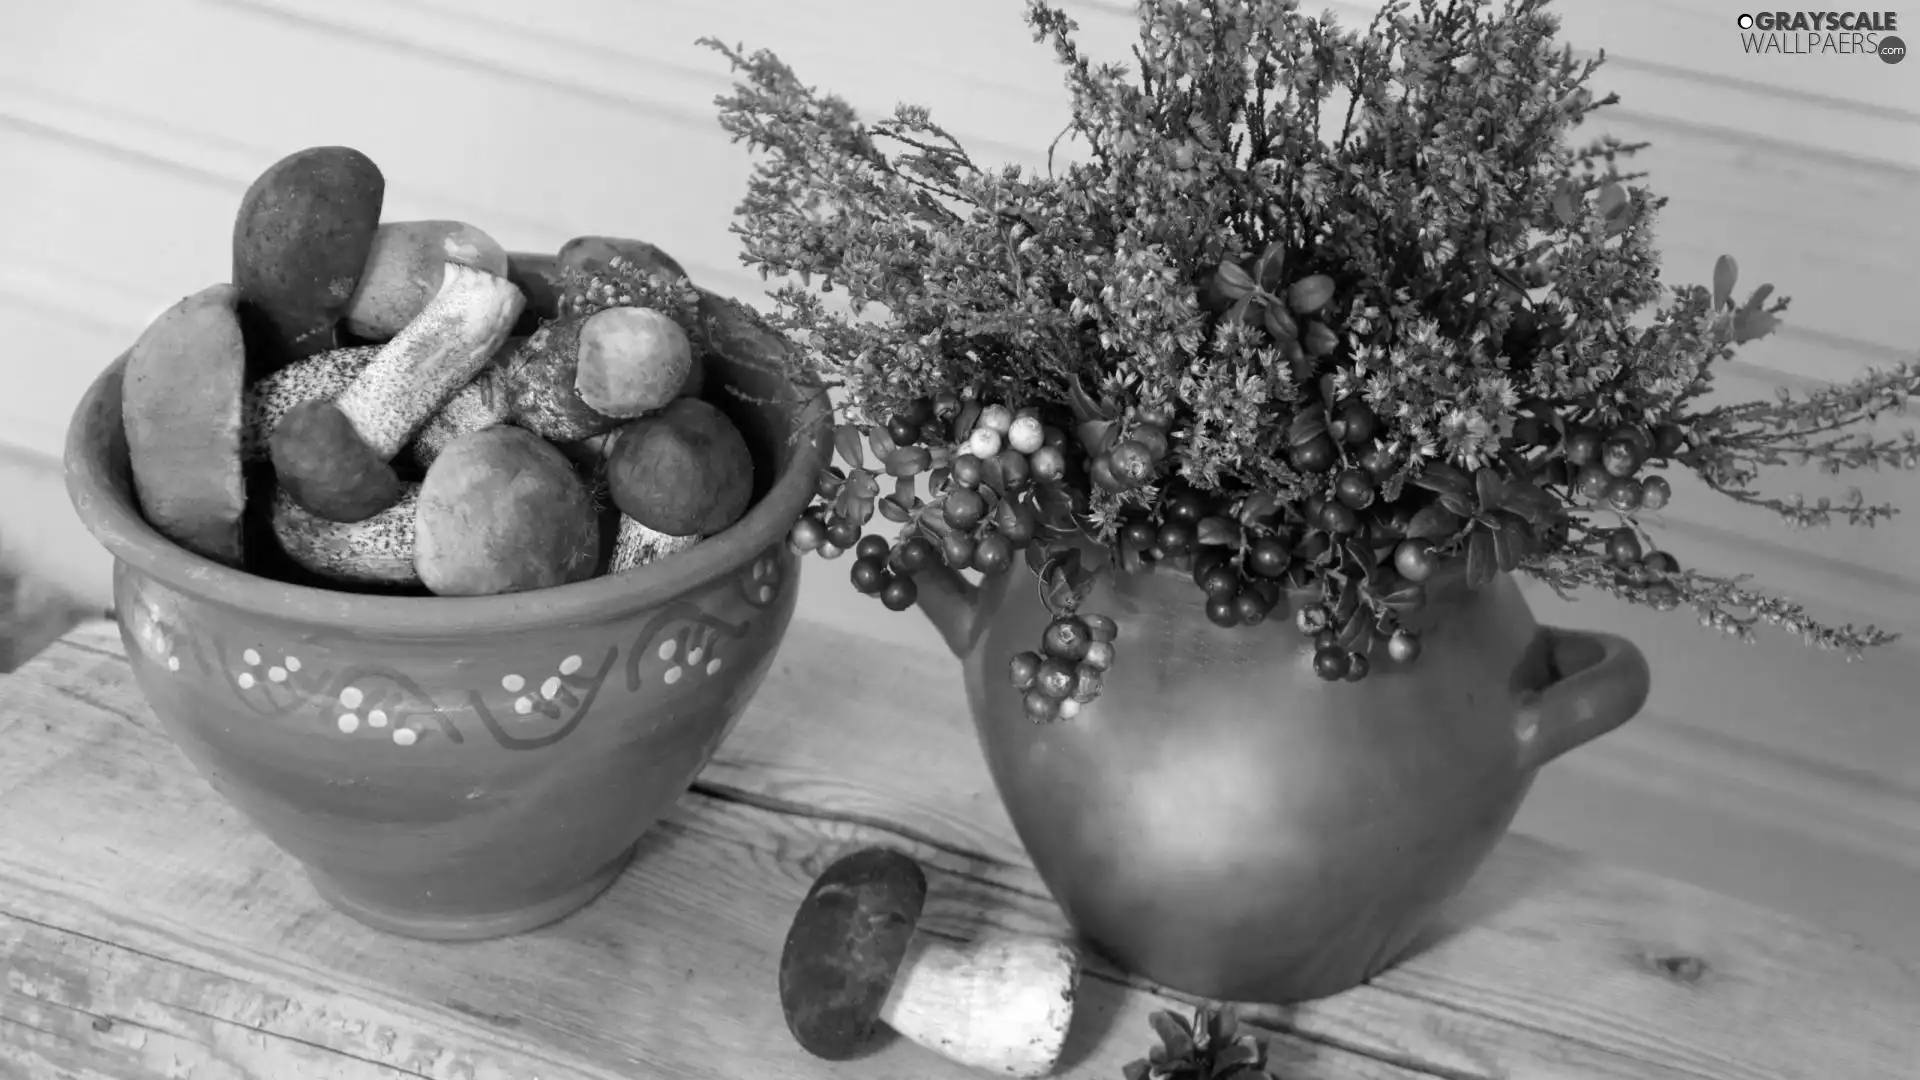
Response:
705,0,1918,696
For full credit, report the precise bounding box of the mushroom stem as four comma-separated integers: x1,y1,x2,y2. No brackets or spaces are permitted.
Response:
331,261,523,459
270,484,420,587
409,365,512,468
243,345,379,461
877,929,1078,1079
583,429,701,572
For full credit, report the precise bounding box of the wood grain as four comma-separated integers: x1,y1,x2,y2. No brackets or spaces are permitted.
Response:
3,620,1915,1079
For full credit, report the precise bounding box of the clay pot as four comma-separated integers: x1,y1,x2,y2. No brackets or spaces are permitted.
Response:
915,553,1649,1003
64,256,830,941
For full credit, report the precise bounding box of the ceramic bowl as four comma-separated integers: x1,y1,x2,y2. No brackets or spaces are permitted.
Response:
64,255,830,940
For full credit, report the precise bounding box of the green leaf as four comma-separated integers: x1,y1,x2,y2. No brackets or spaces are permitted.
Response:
927,466,951,493
1378,580,1428,614
867,422,898,462
1068,374,1117,423
1336,601,1372,650
1226,295,1254,327
1287,408,1327,447
1196,516,1241,548
884,446,931,478
1033,482,1078,531
1437,491,1475,519
1405,505,1460,540
1149,1010,1195,1059
1732,305,1780,345
1465,528,1496,589
845,470,881,501
1215,260,1256,301
1596,180,1627,219
1024,537,1052,577
1121,1060,1151,1080
1712,255,1738,309
848,493,877,526
1473,468,1506,512
1262,301,1299,342
833,424,866,470
1550,183,1578,226
876,495,911,523
1409,460,1471,496
1077,419,1119,457
1206,1006,1240,1044
952,400,983,443
1493,521,1526,572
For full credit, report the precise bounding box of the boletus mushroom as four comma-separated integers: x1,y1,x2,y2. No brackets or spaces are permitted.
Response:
342,219,509,340
412,426,600,595
575,427,698,574
268,261,523,522
505,305,693,443
269,426,599,594
778,847,1079,1078
120,283,249,566
603,397,755,538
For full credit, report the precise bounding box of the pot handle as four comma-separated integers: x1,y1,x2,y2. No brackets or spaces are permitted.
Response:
1515,627,1651,771
914,564,983,659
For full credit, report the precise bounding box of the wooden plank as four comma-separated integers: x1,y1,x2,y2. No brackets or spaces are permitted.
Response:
4,621,1915,1079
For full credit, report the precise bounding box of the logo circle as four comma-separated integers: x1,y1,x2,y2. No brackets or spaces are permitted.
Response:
1881,35,1907,64
1737,13,1754,29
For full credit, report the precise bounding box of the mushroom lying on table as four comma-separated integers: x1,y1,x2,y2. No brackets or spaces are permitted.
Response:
269,426,599,594
268,261,523,522
778,847,1079,1078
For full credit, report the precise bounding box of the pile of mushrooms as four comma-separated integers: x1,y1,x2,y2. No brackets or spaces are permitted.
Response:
118,144,759,598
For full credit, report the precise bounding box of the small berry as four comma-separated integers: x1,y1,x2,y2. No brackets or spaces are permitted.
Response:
1007,414,1046,454
1575,465,1613,503
826,516,861,550
1643,550,1681,576
1056,697,1083,720
1135,402,1175,428
1071,665,1104,702
1320,500,1361,535
1641,474,1672,511
1042,616,1094,661
951,453,984,488
789,514,827,552
1563,426,1601,467
1023,688,1060,722
1081,640,1116,672
853,535,889,563
1334,468,1376,510
816,467,845,502
886,414,919,446
1199,565,1240,600
1089,455,1128,493
1312,645,1351,680
1122,519,1159,550
940,532,974,568
943,489,986,529
1129,423,1170,461
1646,580,1681,611
1605,478,1644,513
1601,439,1642,479
898,536,939,573
1344,650,1371,682
1605,527,1643,565
1313,628,1339,652
972,532,1014,574
919,419,947,446
880,574,918,611
1249,537,1290,578
1235,588,1274,625
1393,539,1436,583
992,498,1037,547
1109,440,1155,486
1156,520,1196,556
932,390,962,419
1205,595,1240,627
1386,628,1422,663
1028,445,1066,483
1036,657,1078,699
978,403,1014,435
1297,603,1332,635
994,449,1032,493
1336,399,1377,445
1653,423,1686,458
1082,614,1119,642
1289,433,1338,473
968,426,1004,459
816,542,846,560
1164,489,1209,522
1359,444,1397,478
1009,651,1042,690
850,557,888,595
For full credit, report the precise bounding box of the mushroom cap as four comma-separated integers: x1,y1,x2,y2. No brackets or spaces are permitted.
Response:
268,398,404,523
412,426,601,596
121,282,249,566
604,398,755,537
506,307,693,442
778,847,929,1061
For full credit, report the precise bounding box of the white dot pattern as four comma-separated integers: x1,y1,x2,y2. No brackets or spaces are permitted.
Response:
502,674,525,692
393,728,417,747
541,677,561,699
339,687,363,709
367,709,388,729
337,713,359,733
559,654,582,675
268,666,287,683
242,648,260,666
514,696,533,715
236,672,255,689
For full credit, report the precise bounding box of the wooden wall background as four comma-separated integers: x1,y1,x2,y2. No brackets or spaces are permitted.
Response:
2,0,1917,957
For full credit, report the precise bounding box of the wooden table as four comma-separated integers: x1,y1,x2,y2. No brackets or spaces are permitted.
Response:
3,618,1916,1080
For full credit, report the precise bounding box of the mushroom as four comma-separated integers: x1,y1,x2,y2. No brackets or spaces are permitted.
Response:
412,426,600,596
270,484,421,587
602,397,755,538
342,219,509,340
573,428,700,574
120,283,250,566
778,847,1079,1078
504,305,693,443
268,261,523,522
407,364,511,468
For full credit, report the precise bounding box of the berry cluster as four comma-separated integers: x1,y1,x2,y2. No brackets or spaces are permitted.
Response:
1008,612,1117,722
1528,415,1688,609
